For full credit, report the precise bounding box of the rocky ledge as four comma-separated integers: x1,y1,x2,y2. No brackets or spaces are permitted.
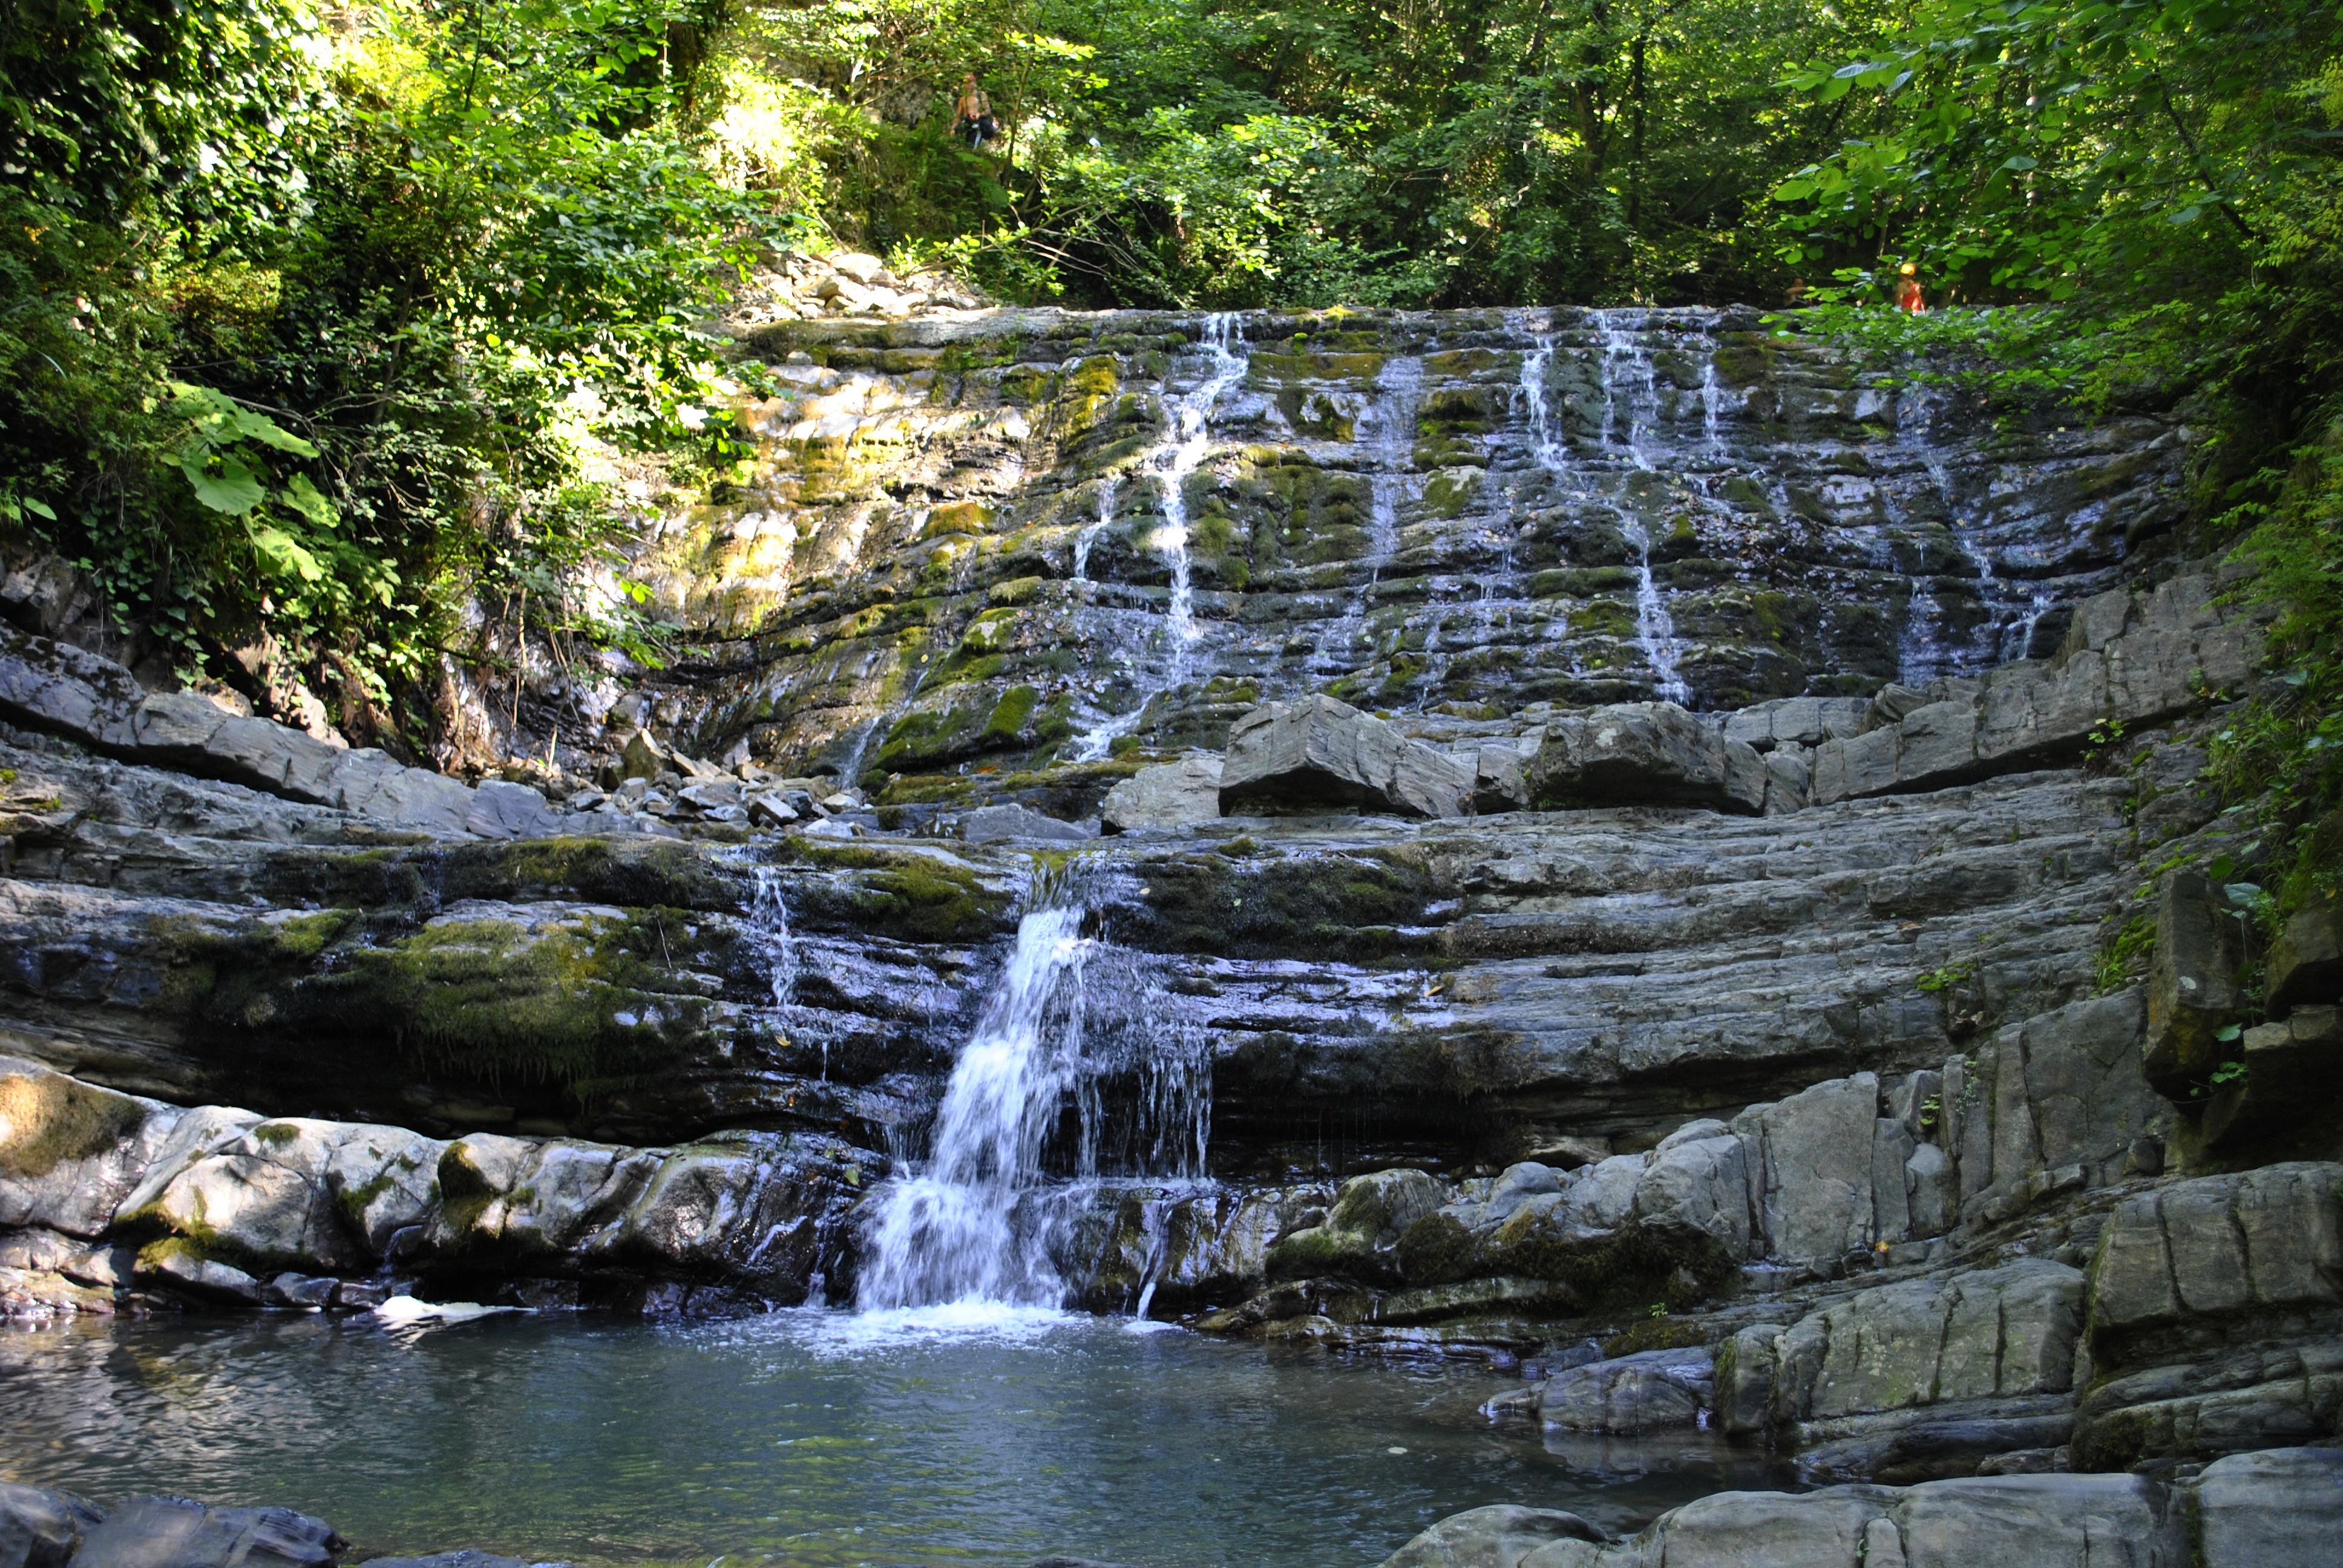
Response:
0,1483,562,1568
1378,1446,2341,1568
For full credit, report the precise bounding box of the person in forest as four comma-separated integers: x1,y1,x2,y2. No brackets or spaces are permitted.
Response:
954,73,998,151
1894,261,1927,314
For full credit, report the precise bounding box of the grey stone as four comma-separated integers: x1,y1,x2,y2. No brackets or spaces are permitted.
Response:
1219,696,1471,818
1746,1074,1880,1264
0,1060,176,1238
1717,1321,1788,1437
465,780,560,839
1531,702,1766,814
0,1481,101,1568
1101,756,1223,831
263,1272,337,1309
1535,1348,1714,1434
142,1250,262,1304
0,622,144,749
1375,1504,1607,1568
957,803,1095,843
71,1498,342,1568
2144,869,2243,1097
1632,1131,1754,1258
2267,907,2343,1014
1892,1473,2183,1568
362,1554,539,1568
2186,1446,2343,1568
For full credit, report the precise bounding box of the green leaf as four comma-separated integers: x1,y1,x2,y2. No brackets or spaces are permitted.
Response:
281,472,338,528
247,521,324,583
231,406,319,457
182,451,266,516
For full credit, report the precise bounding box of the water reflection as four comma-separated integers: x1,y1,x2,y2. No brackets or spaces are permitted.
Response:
0,1312,1792,1568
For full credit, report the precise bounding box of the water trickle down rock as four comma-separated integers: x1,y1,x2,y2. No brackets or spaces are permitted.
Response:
1073,313,1249,760
853,873,1210,1310
627,305,2186,792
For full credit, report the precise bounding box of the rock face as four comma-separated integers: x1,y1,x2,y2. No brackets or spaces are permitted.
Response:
1218,695,1473,818
6,297,2338,1550
0,1054,866,1312
1378,1448,2343,1568
0,624,482,837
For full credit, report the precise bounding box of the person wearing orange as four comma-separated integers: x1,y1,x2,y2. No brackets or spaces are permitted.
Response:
1894,261,1927,314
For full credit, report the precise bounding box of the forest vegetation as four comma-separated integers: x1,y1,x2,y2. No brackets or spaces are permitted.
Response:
2,0,2341,918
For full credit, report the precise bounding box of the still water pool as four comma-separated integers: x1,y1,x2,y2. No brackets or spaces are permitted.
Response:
0,1307,1784,1568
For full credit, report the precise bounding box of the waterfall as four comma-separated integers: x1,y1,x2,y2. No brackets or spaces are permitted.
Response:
749,865,798,1010
1073,479,1115,583
1516,311,1691,705
855,872,1211,1315
1073,315,1248,760
747,864,820,1080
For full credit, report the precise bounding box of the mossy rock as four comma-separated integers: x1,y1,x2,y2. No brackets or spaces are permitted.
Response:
771,840,1013,944
0,1068,147,1180
1106,843,1442,961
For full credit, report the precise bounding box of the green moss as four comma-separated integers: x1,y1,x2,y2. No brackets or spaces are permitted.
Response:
983,684,1041,743
1395,1213,1484,1285
774,840,1012,942
1599,1317,1711,1356
251,1121,300,1148
0,1070,146,1180
1421,468,1481,520
988,575,1047,606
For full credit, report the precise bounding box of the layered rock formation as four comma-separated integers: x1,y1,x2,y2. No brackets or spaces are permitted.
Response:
4,298,2338,1535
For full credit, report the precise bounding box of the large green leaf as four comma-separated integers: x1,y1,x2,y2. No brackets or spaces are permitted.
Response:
181,449,266,515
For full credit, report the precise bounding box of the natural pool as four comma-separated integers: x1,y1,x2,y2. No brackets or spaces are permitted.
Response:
0,1307,1785,1568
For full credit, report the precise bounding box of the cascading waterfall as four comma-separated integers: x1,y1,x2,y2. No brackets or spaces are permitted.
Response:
748,864,798,1010
1518,312,1693,704
855,872,1211,1315
1073,479,1115,583
1073,315,1248,759
1322,351,1424,678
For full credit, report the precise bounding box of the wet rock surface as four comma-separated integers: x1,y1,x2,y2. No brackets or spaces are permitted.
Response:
5,299,2341,1538
1379,1448,2343,1568
0,1485,569,1568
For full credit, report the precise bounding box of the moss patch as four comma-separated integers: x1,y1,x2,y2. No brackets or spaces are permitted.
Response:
0,1071,146,1180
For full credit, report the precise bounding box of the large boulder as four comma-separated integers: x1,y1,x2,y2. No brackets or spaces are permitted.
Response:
1535,1347,1715,1434
1101,755,1223,832
1758,1259,2085,1478
1375,1505,1607,1568
1424,1469,2217,1568
0,1059,174,1237
1265,1167,1443,1281
1529,702,1766,814
0,1480,102,1568
2187,1446,2343,1568
70,1497,341,1568
1218,696,1472,818
2075,1162,2343,1469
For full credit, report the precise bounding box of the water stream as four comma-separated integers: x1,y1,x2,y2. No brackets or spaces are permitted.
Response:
1518,313,1692,703
1073,315,1248,760
856,872,1209,1316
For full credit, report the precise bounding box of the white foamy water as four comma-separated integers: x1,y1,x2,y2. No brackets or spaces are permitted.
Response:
1073,314,1248,760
